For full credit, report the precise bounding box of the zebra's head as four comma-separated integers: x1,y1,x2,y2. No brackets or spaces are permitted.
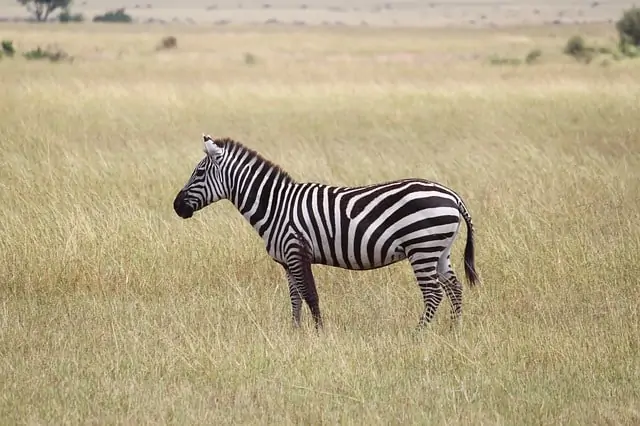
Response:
173,134,228,219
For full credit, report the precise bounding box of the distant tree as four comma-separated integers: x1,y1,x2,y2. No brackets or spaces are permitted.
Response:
16,0,72,22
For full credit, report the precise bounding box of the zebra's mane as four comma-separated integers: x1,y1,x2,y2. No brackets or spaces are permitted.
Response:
215,137,296,183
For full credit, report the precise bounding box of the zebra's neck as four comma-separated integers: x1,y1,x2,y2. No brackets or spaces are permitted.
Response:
223,142,295,237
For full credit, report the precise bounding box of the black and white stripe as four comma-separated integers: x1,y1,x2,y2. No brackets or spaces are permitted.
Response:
173,135,479,329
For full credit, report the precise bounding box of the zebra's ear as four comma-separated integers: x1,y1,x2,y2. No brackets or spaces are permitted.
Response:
202,134,223,158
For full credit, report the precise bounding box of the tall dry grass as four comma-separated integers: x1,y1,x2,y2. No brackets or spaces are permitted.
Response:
0,23,639,424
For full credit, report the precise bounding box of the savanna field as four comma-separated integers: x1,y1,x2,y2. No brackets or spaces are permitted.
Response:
1,21,639,424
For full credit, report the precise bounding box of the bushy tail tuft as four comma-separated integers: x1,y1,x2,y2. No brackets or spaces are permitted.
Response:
458,200,479,286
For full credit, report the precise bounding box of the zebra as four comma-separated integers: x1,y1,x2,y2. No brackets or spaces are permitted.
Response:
173,135,479,330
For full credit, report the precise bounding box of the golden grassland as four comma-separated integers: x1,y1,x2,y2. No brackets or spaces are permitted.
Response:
1,23,639,424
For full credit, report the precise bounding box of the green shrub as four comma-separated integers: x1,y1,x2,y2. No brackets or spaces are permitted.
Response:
244,52,257,65
525,48,542,64
59,8,84,22
596,46,614,55
563,35,598,63
611,50,625,61
23,46,71,62
93,8,132,23
488,55,521,66
23,47,49,60
616,7,640,47
564,35,586,56
156,36,177,50
620,42,640,58
2,39,15,57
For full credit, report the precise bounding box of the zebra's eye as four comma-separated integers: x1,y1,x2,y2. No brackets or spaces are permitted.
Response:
195,168,206,177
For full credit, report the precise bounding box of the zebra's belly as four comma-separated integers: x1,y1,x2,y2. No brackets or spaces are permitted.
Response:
310,243,408,270
312,256,408,271
354,250,408,270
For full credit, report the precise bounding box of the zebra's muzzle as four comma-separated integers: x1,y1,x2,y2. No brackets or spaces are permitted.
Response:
173,190,194,219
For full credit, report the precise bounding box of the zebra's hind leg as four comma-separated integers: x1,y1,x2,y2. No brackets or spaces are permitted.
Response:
280,264,303,328
438,252,464,328
409,254,444,328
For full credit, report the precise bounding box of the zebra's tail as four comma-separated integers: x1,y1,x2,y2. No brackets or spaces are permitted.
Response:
457,199,480,287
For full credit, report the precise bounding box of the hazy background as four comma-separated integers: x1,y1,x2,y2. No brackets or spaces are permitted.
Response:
0,0,634,27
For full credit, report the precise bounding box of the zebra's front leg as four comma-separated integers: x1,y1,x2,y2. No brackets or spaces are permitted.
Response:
302,261,323,330
281,264,303,328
